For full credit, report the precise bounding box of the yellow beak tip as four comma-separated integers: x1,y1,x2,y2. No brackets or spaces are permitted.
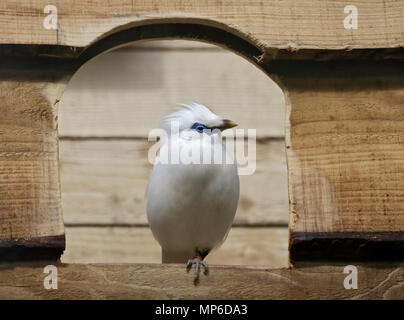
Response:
222,119,238,130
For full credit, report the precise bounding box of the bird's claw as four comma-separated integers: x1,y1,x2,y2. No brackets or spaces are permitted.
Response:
186,257,209,285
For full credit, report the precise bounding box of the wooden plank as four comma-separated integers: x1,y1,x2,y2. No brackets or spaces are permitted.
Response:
0,1,403,51
59,139,289,225
281,60,404,260
0,261,402,299
0,59,70,260
58,45,285,138
61,226,289,267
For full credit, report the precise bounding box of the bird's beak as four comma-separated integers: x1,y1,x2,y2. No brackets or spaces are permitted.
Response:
220,119,238,131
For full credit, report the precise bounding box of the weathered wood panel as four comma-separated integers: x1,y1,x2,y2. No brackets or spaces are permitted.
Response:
0,60,69,259
59,139,289,225
59,43,285,138
61,226,289,267
0,1,403,51
0,262,402,299
283,61,404,260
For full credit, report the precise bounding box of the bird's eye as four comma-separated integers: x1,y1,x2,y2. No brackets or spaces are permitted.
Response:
192,123,207,133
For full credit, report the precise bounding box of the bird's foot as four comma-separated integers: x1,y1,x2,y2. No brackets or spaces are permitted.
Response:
186,255,209,285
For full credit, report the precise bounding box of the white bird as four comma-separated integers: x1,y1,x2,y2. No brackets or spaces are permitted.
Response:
146,102,239,283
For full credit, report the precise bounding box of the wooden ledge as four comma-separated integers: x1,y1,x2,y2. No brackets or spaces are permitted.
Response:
0,262,402,299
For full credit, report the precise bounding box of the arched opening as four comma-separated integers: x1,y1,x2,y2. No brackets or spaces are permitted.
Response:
57,23,288,267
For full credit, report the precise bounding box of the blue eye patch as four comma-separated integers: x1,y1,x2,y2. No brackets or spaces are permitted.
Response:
191,122,209,133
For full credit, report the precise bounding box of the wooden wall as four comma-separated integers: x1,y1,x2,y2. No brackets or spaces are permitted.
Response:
1,0,403,300
58,40,289,267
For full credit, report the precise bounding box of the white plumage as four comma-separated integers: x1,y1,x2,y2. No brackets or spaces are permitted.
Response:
146,103,239,280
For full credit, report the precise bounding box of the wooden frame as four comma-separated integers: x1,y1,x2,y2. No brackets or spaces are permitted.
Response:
0,0,404,299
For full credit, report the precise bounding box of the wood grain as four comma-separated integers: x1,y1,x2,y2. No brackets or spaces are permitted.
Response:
0,261,402,299
283,60,404,259
0,1,403,52
59,139,289,225
61,226,289,267
0,59,69,259
58,43,285,138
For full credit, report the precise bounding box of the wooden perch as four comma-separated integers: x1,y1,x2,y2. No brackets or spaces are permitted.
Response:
0,262,403,299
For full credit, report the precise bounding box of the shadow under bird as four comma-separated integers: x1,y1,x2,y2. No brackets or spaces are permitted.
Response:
146,102,239,284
